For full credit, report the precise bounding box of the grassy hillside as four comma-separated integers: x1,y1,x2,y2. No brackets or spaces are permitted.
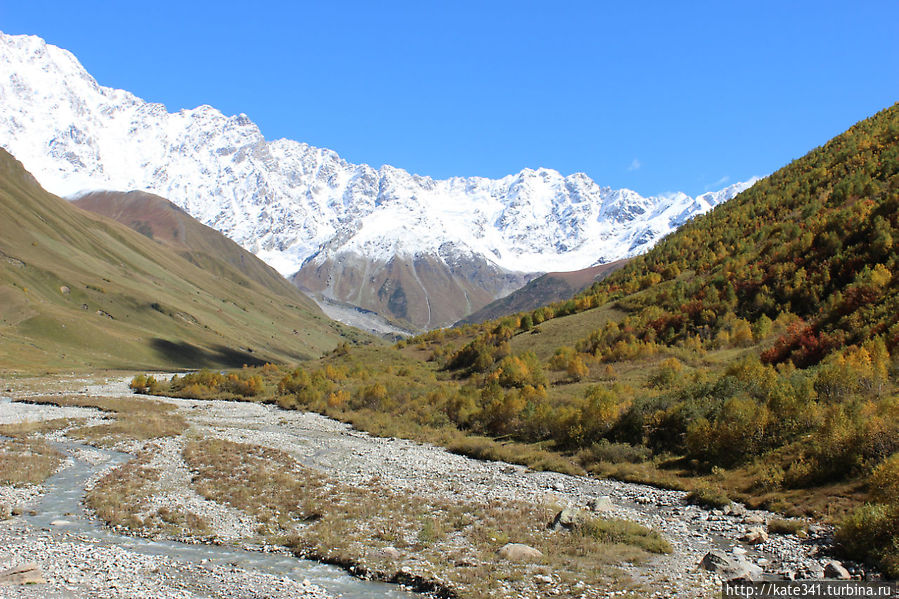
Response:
72,190,306,300
0,149,363,372
457,260,628,325
140,104,899,576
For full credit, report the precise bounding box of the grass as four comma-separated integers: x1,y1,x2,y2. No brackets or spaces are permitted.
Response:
0,437,63,486
446,436,584,476
0,149,356,372
17,395,187,446
686,485,732,510
182,437,667,598
0,417,81,437
85,446,210,538
767,518,808,536
578,517,673,554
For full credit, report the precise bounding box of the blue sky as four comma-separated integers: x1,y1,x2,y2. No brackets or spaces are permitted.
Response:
2,1,897,196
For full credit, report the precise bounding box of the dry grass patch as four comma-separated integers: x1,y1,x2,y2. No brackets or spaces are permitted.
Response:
0,417,81,438
85,446,210,538
447,436,584,476
183,438,666,599
19,395,187,445
0,438,63,486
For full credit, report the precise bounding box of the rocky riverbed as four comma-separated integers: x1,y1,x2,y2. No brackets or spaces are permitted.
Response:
0,375,867,598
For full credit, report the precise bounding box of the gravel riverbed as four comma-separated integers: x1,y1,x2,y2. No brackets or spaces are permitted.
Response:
0,376,861,597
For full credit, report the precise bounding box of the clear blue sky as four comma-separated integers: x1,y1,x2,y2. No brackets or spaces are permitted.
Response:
2,1,897,196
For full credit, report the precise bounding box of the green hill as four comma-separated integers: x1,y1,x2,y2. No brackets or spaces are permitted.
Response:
0,149,361,372
72,190,304,299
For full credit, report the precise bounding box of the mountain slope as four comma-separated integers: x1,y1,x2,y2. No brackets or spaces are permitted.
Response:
0,149,355,372
457,260,629,325
71,190,306,300
0,31,756,328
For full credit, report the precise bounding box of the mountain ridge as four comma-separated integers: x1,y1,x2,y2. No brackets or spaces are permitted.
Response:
0,30,757,328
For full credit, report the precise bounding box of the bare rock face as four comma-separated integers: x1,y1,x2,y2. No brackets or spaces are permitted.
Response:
0,562,45,585
497,543,544,562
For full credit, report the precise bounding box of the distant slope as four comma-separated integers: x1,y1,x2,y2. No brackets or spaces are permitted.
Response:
71,190,310,304
0,149,358,372
456,260,628,325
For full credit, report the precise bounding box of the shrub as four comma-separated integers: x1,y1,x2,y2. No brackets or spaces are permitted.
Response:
578,517,672,554
686,485,731,509
768,518,807,535
836,502,899,578
577,440,651,466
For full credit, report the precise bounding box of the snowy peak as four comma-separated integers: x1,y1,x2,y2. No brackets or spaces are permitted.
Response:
0,31,758,328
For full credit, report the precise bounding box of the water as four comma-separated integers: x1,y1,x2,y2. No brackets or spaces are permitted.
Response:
26,440,419,598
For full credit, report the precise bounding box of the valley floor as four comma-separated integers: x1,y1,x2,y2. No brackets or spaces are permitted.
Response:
0,375,850,598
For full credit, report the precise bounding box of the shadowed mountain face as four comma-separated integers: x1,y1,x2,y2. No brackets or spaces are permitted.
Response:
456,259,629,325
0,149,358,372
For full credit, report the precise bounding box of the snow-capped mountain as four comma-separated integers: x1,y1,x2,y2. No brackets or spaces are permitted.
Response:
0,32,757,329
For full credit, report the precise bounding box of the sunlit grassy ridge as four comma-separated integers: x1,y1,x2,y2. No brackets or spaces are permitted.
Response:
0,149,363,372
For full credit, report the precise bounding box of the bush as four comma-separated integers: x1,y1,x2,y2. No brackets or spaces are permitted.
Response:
686,485,731,509
768,518,807,535
578,517,672,554
836,502,899,578
869,453,899,503
577,440,651,466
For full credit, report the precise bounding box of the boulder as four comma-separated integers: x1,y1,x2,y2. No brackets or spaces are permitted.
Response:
379,546,401,560
588,496,614,512
498,543,544,562
743,514,766,525
548,508,587,531
741,527,769,545
824,561,851,580
700,550,763,581
0,562,44,585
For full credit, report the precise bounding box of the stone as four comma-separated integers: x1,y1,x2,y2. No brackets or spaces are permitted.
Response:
588,496,614,512
699,550,763,581
534,574,553,584
50,519,72,526
741,527,769,544
59,285,70,295
824,561,851,580
743,514,766,525
379,546,402,560
548,508,587,531
0,562,45,585
498,543,544,562
552,481,565,492
635,495,653,505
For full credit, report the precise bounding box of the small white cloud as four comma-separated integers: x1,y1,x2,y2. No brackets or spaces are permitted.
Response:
704,175,730,191
627,158,641,171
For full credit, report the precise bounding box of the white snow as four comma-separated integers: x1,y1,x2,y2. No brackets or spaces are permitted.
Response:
0,31,759,278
